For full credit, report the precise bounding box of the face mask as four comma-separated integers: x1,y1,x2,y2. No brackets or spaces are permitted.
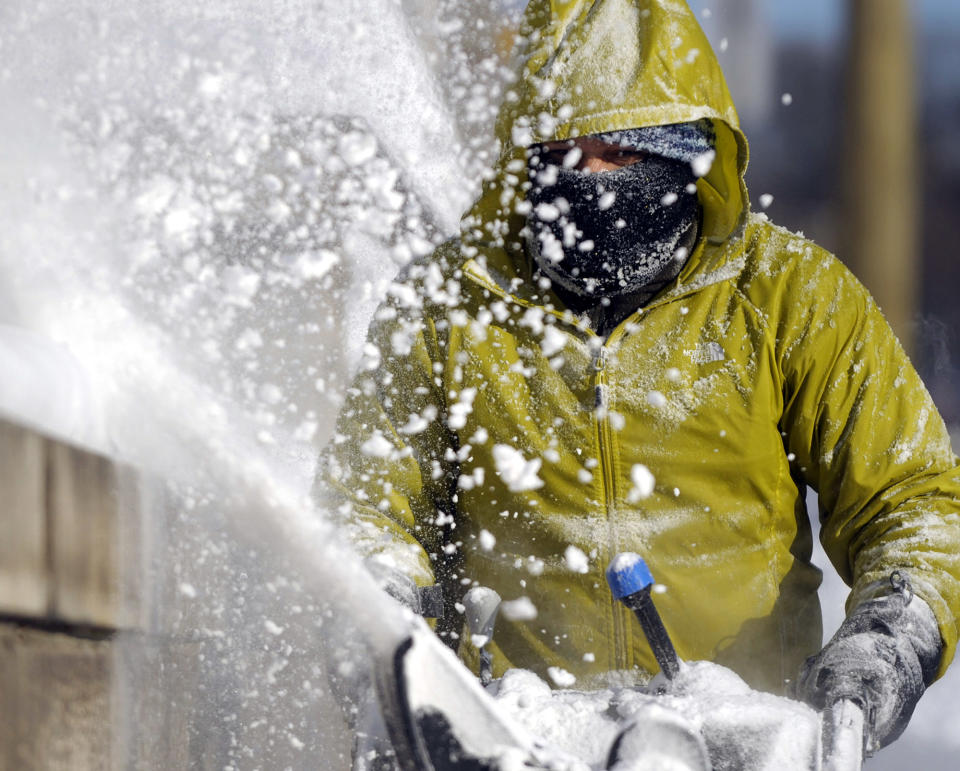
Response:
525,153,698,298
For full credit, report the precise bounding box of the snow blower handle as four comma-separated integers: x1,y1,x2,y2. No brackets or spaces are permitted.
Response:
463,586,501,686
821,698,864,771
606,553,680,680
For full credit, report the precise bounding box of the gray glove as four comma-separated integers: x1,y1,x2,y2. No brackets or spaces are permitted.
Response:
796,573,942,754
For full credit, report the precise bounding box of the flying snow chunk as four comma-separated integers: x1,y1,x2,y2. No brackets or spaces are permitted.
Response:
479,529,496,551
492,444,544,492
222,265,261,307
267,198,292,224
520,307,545,335
361,431,394,459
534,202,560,222
360,342,381,372
759,194,774,209
294,250,339,280
541,325,567,357
135,175,177,217
628,464,656,503
338,131,377,166
264,620,284,636
387,281,420,308
564,545,589,574
398,413,429,435
691,150,716,178
259,383,283,405
294,420,318,442
512,121,534,148
501,596,538,621
547,666,577,687
448,388,477,430
562,147,582,169
198,73,224,97
781,93,794,106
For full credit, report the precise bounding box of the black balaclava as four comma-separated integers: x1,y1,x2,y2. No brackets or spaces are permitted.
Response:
524,121,715,315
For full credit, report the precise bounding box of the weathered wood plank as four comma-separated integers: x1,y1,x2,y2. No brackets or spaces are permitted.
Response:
114,468,148,631
47,440,122,629
0,419,48,617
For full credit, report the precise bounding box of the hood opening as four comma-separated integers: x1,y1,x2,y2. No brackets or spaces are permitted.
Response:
461,0,751,278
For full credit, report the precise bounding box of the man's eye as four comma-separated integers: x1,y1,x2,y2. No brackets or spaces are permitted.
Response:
610,150,646,164
542,152,568,166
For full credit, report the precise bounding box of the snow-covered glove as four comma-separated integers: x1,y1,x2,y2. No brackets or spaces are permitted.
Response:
364,559,443,618
796,574,942,754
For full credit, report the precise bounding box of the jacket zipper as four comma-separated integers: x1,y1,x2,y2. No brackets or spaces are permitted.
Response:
593,346,628,670
462,260,644,669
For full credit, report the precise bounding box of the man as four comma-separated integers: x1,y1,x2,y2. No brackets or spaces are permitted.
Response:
319,0,960,753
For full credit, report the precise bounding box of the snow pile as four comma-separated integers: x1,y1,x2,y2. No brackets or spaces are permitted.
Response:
490,661,822,771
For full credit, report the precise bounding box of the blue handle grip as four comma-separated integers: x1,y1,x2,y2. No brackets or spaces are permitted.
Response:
606,552,680,680
606,552,655,600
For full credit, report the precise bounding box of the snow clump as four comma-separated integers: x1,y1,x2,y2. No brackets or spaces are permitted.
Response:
564,545,590,574
691,150,715,178
479,529,496,551
501,596,538,621
541,325,567,357
360,430,394,459
448,388,477,430
628,464,656,503
547,666,577,687
492,444,544,491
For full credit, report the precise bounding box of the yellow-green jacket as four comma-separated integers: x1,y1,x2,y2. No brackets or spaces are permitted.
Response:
320,0,960,693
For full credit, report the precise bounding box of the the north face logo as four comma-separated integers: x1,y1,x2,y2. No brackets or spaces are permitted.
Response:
684,342,726,364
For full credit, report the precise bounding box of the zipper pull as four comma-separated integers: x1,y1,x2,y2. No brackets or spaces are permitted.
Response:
595,384,608,410
593,347,607,372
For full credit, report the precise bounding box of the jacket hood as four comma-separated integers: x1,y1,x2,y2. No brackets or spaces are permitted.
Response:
461,0,750,283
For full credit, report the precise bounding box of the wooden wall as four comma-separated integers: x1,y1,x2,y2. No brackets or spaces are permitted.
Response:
0,417,353,770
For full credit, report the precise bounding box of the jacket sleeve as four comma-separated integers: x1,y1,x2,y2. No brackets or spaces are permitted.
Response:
776,244,960,678
314,294,456,588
